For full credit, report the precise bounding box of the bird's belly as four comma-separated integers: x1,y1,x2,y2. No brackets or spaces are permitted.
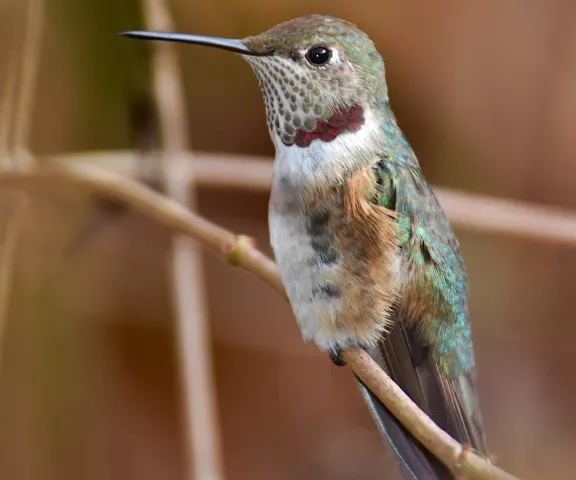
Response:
268,156,401,352
269,207,346,351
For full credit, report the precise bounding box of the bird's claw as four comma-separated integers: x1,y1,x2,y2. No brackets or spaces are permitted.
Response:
329,349,346,366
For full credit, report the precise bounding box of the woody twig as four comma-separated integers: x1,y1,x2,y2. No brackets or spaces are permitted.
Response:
47,158,519,480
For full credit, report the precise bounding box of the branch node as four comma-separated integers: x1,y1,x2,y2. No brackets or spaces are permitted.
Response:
454,442,471,475
224,235,256,267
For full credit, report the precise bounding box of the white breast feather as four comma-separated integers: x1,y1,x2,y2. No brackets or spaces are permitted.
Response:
269,109,382,350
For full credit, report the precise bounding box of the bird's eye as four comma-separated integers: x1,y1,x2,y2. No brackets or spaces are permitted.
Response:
305,46,331,66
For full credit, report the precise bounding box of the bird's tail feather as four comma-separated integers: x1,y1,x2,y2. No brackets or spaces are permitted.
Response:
357,379,455,480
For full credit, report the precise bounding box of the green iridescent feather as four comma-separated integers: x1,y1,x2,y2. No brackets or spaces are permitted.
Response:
367,105,487,454
373,104,473,376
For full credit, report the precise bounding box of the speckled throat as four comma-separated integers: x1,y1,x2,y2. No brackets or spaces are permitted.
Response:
245,56,366,148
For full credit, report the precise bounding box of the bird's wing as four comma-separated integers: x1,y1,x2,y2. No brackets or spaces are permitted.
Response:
356,155,487,479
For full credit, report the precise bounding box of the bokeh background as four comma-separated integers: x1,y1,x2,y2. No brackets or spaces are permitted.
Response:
1,0,576,479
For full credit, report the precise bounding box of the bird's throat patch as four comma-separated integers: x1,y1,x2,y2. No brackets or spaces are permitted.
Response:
283,104,365,148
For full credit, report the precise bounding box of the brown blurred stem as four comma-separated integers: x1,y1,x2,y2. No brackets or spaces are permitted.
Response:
0,0,41,372
0,196,27,373
46,159,518,480
0,62,17,167
140,0,226,478
12,0,45,166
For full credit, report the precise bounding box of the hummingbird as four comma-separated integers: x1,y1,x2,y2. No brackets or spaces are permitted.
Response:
122,14,488,479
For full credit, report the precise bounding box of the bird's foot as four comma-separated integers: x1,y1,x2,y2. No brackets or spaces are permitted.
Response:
329,349,346,366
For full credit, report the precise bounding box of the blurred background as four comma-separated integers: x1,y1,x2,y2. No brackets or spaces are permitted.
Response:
1,0,576,479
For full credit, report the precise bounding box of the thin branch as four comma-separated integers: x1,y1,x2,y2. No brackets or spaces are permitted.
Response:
12,0,45,167
46,150,576,248
44,159,517,480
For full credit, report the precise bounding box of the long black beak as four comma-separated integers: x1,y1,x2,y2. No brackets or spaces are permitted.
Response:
120,30,272,56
